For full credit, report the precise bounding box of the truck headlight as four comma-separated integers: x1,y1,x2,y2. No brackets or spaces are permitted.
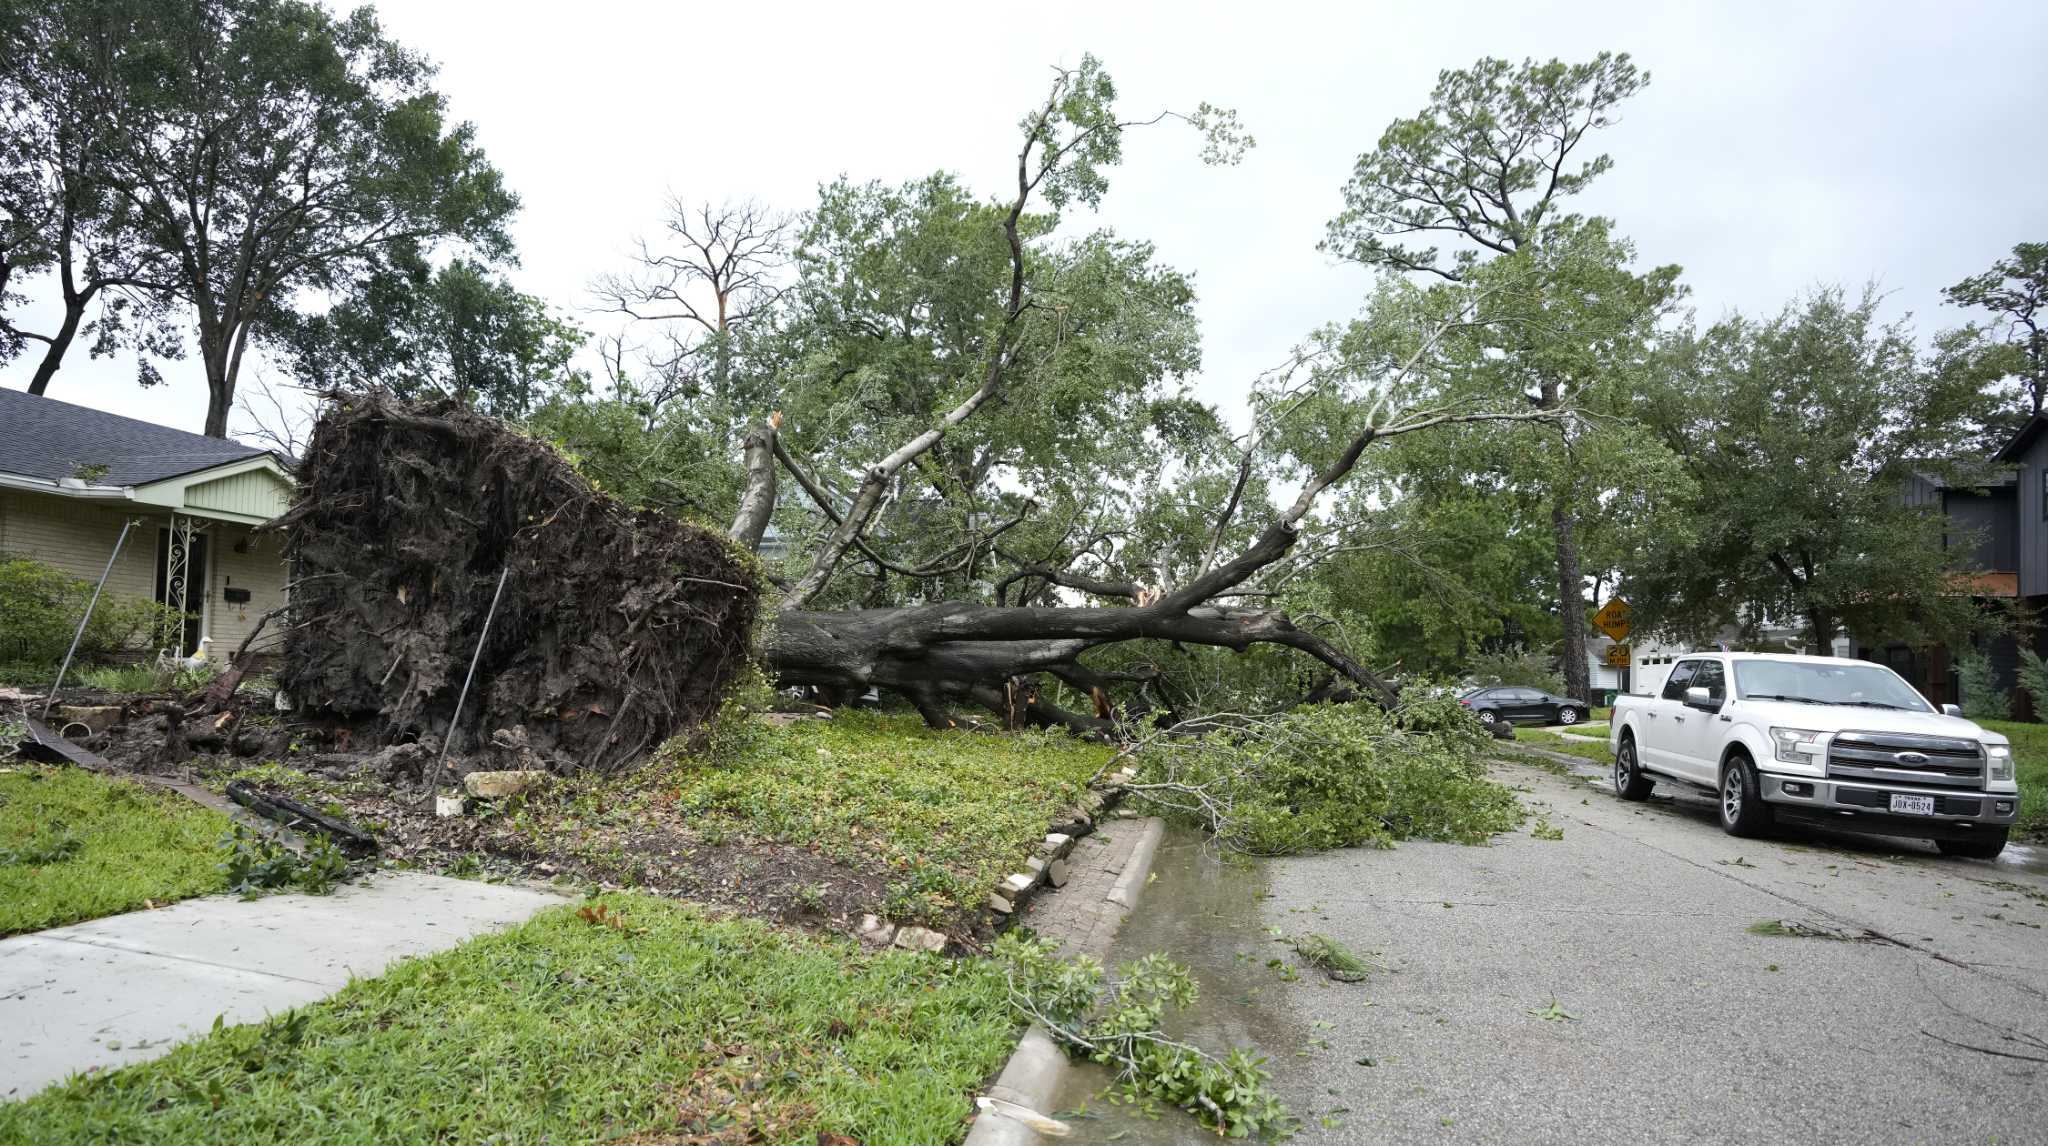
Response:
1770,727,1826,766
1986,744,2014,783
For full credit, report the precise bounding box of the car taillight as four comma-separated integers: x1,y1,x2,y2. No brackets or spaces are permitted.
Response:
1458,699,1470,706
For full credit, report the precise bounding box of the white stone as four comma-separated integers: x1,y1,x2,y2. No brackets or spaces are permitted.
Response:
856,914,896,946
891,926,948,953
1002,873,1035,895
461,769,549,800
433,793,465,818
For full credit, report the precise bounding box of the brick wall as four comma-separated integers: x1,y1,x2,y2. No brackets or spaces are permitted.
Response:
0,489,285,659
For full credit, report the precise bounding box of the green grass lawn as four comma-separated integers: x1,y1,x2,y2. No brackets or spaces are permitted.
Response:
1514,729,1613,768
657,711,1112,924
0,894,1016,1144
1976,720,2048,839
0,765,229,935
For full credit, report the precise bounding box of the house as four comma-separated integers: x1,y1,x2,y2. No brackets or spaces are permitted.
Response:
0,388,293,660
1863,418,2048,710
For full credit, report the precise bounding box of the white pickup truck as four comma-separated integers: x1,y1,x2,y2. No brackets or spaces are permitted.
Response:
1609,652,2020,859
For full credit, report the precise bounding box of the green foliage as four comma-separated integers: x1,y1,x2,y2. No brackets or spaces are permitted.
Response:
73,659,221,695
657,711,1109,926
217,826,349,899
0,895,1018,1143
1463,646,1566,693
11,0,518,428
1324,52,1647,275
996,934,1290,1138
0,766,229,935
1625,288,1994,650
1131,701,1521,855
2017,649,2048,720
272,256,585,420
1959,651,2012,722
1943,241,2046,436
0,555,177,668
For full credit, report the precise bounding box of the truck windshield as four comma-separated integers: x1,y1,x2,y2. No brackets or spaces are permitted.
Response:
1732,661,1932,712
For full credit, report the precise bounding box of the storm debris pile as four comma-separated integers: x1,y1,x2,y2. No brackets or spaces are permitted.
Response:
272,392,757,775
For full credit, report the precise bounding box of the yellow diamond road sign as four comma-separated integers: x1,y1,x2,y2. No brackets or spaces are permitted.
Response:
1593,599,1631,641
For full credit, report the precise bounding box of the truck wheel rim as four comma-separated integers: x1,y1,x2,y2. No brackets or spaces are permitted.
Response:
1722,770,1741,823
1614,746,1630,793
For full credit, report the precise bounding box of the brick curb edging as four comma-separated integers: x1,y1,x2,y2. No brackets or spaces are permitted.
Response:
961,814,1167,1146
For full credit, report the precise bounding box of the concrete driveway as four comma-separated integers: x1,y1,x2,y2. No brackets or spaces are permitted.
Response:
1064,761,2048,1144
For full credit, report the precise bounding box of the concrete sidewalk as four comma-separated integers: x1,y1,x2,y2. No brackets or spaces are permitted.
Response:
1,871,568,1100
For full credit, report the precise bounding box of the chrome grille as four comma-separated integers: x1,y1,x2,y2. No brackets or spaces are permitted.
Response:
1827,732,1984,787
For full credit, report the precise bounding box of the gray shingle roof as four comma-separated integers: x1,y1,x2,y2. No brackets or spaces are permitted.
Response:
0,386,272,487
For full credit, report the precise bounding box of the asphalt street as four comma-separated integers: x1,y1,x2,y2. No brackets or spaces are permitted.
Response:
1063,757,2048,1145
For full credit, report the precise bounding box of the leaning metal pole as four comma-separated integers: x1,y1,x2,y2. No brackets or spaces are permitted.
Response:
421,566,511,805
44,519,134,718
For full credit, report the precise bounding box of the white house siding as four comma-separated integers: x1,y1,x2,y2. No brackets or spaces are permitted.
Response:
0,489,284,657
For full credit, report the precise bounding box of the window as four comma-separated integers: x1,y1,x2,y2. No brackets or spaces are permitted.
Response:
1661,660,1698,701
1691,660,1726,701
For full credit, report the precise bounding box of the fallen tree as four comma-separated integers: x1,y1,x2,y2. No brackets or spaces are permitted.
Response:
273,394,757,773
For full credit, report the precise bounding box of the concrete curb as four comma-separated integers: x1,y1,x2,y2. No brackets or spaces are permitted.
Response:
1105,816,1165,909
962,815,1170,1146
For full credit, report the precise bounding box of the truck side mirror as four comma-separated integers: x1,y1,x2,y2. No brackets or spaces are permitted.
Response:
1684,685,1719,712
1941,703,1963,718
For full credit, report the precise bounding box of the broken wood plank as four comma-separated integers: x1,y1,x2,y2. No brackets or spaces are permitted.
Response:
224,780,379,854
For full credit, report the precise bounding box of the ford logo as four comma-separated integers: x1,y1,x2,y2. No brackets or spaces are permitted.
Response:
1894,751,1930,765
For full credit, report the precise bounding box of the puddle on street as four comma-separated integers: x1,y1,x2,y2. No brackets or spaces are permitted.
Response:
1043,822,1312,1143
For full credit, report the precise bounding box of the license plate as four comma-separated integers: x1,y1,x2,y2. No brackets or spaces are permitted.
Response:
1889,793,1936,816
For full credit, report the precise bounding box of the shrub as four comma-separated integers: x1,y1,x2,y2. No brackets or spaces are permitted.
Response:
1126,700,1521,855
1957,650,2010,722
2016,649,2048,719
0,555,180,668
1463,645,1566,694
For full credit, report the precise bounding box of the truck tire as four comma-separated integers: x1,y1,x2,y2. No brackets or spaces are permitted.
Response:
1935,829,2009,860
1718,752,1773,838
1613,734,1654,801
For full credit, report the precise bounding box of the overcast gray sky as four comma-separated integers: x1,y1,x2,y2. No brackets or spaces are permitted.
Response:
6,0,2045,438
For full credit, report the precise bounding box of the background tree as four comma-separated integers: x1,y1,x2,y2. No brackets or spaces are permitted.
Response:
1321,52,1655,706
0,0,183,394
271,254,585,420
90,0,517,435
1943,241,2046,440
1623,287,1990,653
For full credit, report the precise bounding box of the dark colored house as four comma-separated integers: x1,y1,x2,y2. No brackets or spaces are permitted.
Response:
1872,417,2048,712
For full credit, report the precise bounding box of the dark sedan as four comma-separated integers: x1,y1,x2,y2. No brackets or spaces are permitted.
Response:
1458,686,1589,727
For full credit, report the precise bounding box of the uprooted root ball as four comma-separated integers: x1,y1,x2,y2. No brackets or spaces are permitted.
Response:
273,392,758,775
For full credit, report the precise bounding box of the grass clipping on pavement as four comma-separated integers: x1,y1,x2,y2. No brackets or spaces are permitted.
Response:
1,765,229,935
0,895,1017,1144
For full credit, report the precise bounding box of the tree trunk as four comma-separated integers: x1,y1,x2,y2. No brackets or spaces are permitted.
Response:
25,296,87,396
1808,607,1836,656
763,599,1400,728
1551,499,1591,705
